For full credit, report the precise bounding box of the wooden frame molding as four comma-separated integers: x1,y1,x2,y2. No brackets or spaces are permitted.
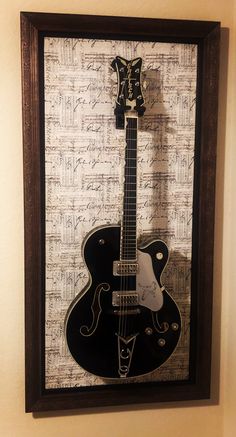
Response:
21,11,220,412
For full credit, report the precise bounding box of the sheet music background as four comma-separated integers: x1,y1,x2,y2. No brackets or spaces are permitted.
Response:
44,37,197,389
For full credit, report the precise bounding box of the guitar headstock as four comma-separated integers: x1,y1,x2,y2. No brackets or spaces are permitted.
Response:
111,56,145,127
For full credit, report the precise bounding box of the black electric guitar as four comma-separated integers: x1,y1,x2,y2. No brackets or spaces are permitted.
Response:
65,56,181,379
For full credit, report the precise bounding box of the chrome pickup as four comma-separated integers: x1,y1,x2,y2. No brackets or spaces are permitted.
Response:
113,261,139,276
112,291,139,307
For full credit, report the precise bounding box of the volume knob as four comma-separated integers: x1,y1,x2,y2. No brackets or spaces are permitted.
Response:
158,338,166,347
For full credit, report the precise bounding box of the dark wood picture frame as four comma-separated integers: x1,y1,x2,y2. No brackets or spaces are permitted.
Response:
21,11,220,413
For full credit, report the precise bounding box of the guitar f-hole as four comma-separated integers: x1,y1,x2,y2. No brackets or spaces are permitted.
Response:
80,283,110,337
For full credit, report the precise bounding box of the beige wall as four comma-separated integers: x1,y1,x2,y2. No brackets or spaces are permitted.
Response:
1,0,236,436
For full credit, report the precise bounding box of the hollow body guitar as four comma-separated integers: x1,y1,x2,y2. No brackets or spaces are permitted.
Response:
65,56,181,379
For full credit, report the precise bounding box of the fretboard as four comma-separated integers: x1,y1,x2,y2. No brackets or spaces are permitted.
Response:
120,116,138,261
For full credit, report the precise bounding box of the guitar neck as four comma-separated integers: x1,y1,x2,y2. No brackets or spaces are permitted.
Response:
120,115,138,261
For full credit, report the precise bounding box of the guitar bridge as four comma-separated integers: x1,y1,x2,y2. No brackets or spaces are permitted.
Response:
113,260,139,276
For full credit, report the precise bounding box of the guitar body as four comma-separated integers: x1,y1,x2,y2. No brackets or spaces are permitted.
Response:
65,225,181,379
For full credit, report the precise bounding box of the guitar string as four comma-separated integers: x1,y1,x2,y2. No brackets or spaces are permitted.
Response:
123,115,130,340
123,116,137,341
126,116,134,341
118,78,127,341
119,115,126,340
120,115,130,340
122,115,130,339
124,115,130,340
131,116,138,340
117,69,139,352
127,116,136,340
118,78,126,341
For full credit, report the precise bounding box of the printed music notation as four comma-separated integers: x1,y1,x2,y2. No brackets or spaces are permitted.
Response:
44,37,197,389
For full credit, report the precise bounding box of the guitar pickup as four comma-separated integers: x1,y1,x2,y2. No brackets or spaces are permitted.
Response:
112,291,139,307
113,261,139,276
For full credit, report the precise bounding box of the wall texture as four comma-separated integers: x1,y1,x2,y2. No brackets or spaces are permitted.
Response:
0,0,235,436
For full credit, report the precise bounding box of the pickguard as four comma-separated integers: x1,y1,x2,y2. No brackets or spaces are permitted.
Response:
136,250,164,311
